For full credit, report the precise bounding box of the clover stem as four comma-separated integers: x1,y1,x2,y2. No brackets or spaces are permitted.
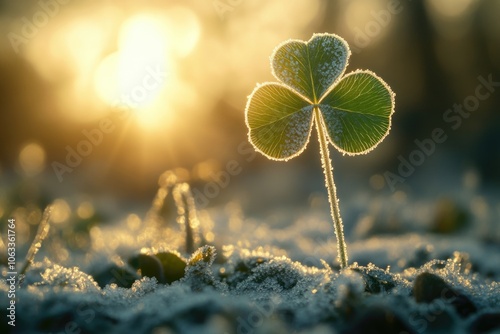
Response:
313,107,348,269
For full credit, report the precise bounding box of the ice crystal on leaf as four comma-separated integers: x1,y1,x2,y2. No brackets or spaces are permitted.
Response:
245,33,395,160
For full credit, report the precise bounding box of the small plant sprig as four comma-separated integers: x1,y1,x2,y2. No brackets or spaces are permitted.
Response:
245,33,395,268
145,170,201,254
20,204,53,277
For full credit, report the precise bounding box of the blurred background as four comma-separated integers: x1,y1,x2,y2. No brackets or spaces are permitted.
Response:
0,0,499,223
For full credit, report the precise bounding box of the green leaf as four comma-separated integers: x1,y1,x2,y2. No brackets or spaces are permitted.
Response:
246,83,314,160
155,252,187,284
318,70,395,155
271,33,350,103
132,251,187,284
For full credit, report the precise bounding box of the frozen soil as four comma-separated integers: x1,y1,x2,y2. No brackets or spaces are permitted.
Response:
1,176,500,334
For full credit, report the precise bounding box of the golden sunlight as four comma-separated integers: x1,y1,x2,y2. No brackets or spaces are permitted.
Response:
93,14,173,127
93,8,200,129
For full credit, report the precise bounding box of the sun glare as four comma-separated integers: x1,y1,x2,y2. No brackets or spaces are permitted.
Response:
93,8,201,129
20,4,201,129
93,14,173,127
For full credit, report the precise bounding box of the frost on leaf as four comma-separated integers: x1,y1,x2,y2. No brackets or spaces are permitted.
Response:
246,34,394,161
271,33,350,102
320,105,389,155
246,83,313,160
280,106,314,157
319,70,395,155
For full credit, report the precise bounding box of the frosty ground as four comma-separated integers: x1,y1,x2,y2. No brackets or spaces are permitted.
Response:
1,170,500,334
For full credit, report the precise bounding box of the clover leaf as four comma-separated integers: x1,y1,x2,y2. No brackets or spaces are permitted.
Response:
245,33,395,268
